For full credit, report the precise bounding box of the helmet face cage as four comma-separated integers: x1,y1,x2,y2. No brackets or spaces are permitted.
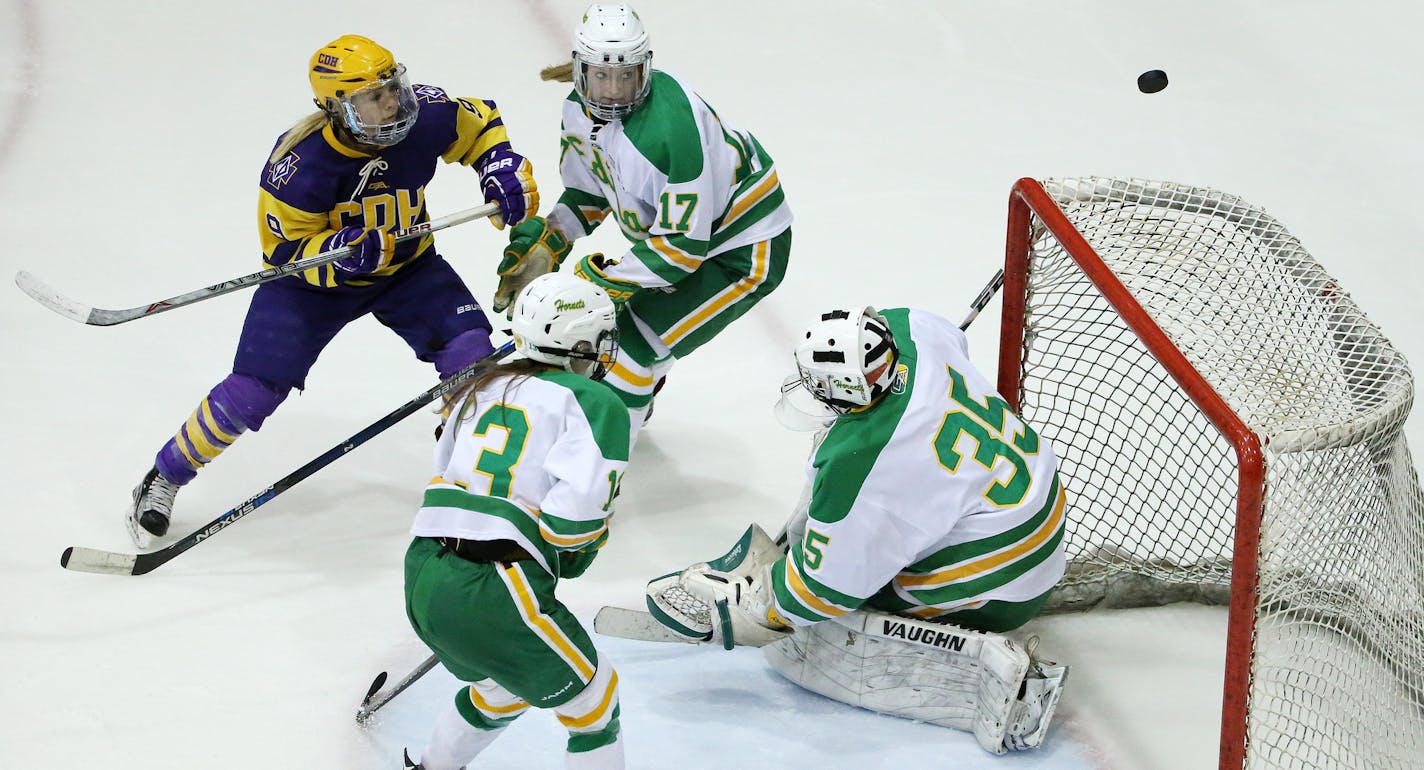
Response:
330,64,420,146
793,308,899,414
574,60,650,121
555,328,620,381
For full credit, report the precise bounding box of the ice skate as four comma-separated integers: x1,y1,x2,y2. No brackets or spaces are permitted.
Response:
126,466,179,548
402,749,464,770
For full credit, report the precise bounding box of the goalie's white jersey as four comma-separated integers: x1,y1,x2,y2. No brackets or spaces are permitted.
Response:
410,370,630,577
548,70,793,289
771,309,1066,625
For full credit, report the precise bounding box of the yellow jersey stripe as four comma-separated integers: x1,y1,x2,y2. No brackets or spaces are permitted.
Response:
721,171,780,230
608,360,656,389
556,670,620,729
785,556,850,618
905,599,987,620
538,522,607,548
502,564,596,680
647,235,701,272
896,486,1066,589
664,240,769,346
579,206,608,226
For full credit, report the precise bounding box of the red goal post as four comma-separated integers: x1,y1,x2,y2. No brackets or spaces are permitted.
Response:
996,177,1423,770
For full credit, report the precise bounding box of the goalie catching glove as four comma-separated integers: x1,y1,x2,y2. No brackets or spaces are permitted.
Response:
492,216,572,316
646,524,793,649
573,253,639,307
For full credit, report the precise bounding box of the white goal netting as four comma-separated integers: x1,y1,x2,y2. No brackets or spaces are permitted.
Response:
1005,177,1424,770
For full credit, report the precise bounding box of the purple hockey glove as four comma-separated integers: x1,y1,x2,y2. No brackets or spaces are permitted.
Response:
324,226,395,275
479,148,540,230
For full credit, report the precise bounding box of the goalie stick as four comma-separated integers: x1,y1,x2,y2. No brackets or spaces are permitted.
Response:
958,267,1005,331
58,341,514,576
594,606,702,644
15,202,500,327
601,268,1008,643
356,653,440,725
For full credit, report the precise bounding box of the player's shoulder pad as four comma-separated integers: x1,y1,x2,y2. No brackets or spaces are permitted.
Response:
537,370,632,461
623,70,703,183
411,83,453,105
260,128,346,208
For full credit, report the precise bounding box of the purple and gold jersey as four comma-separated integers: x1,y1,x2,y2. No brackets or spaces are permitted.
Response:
258,86,511,288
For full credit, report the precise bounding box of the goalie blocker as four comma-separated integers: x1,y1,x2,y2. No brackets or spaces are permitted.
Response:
643,525,1069,753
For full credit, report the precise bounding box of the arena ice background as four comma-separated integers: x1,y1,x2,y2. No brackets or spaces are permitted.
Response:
1,1,1420,767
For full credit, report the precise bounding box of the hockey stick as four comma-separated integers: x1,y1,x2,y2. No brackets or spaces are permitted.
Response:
959,267,1005,331
16,202,500,326
594,606,703,644
59,341,515,576
356,653,440,725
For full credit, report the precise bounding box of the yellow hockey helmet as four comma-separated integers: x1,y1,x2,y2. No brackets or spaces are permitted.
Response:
309,35,419,146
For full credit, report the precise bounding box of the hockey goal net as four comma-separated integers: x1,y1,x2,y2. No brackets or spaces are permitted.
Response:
999,177,1424,770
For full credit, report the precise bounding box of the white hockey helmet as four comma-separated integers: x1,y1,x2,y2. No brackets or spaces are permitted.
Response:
572,3,653,121
790,308,900,414
510,273,620,380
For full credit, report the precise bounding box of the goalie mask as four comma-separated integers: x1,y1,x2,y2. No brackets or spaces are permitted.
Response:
511,273,620,380
309,35,420,146
788,308,900,415
572,3,653,121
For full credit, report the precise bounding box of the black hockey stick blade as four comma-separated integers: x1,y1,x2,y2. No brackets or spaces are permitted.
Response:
361,671,389,705
356,654,439,724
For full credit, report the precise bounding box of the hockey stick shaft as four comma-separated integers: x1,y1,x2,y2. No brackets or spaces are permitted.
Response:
59,341,515,576
16,202,500,326
959,267,1005,331
356,653,440,724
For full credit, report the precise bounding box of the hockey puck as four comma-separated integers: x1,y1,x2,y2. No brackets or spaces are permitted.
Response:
1137,70,1169,94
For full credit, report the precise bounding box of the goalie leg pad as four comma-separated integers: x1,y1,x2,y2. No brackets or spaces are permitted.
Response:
1005,656,1069,751
762,610,1061,754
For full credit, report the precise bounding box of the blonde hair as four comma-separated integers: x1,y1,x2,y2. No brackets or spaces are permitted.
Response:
446,358,557,427
267,110,329,165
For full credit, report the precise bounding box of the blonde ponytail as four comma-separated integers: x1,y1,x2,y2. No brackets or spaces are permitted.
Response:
267,111,329,165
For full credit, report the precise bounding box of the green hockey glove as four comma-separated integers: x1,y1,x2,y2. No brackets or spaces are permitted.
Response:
573,252,639,306
493,216,572,316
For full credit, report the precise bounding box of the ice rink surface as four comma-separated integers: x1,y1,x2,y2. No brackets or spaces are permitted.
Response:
1,1,1419,767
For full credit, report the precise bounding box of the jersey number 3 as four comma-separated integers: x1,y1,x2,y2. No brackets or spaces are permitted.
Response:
470,405,531,498
932,365,1040,508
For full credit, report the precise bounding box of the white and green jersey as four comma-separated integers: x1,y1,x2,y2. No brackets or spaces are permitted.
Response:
549,70,793,289
771,309,1066,625
411,369,630,577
